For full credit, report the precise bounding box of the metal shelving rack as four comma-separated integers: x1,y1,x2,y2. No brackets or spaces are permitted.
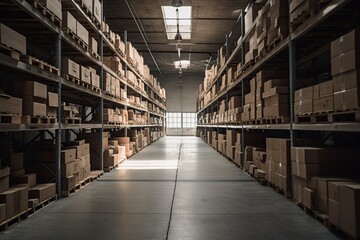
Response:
196,0,360,168
0,0,166,196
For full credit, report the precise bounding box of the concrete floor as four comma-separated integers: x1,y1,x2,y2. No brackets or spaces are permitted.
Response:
0,137,340,240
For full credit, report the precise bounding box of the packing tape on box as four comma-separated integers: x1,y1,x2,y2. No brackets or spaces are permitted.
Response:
299,100,303,115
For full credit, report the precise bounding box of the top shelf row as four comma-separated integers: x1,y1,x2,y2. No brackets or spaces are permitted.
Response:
1,0,166,103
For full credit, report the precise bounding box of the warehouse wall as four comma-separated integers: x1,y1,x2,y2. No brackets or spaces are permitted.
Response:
160,72,203,135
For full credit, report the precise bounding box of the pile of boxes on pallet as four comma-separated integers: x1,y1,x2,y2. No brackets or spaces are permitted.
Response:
0,23,27,59
127,110,148,125
290,0,318,30
103,72,124,98
266,138,291,192
63,11,88,48
127,129,151,152
331,28,360,112
103,140,126,171
0,151,56,223
0,81,59,123
99,108,128,125
62,57,100,90
103,56,124,77
291,147,360,239
295,28,360,118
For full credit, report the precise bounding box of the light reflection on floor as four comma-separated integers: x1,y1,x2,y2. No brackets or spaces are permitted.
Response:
117,160,178,170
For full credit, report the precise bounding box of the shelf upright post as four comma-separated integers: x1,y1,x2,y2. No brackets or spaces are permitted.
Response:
124,30,128,137
288,0,296,197
55,30,62,197
239,9,246,169
98,10,104,171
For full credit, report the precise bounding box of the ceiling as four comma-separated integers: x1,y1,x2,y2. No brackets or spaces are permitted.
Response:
104,0,247,78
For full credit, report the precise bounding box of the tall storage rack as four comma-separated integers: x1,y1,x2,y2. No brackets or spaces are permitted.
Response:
197,1,359,180
0,0,166,197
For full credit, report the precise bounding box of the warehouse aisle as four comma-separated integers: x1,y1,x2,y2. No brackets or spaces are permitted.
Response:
0,137,339,240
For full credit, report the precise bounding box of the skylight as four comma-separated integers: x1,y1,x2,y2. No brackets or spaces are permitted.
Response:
162,6,192,40
174,60,190,69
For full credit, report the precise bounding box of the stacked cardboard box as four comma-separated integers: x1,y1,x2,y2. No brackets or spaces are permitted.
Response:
251,148,267,178
104,140,126,171
62,11,89,46
256,3,270,54
291,147,360,207
10,153,26,184
266,138,291,192
13,81,47,117
112,137,133,158
267,0,289,46
263,79,289,118
0,89,22,116
0,23,27,55
103,56,124,77
0,182,28,221
115,34,126,55
211,131,217,150
313,80,334,113
225,130,237,160
244,3,263,35
331,28,360,111
78,132,108,170
47,92,58,118
93,0,102,25
243,78,256,121
290,0,318,31
295,86,313,116
218,134,226,155
62,104,80,119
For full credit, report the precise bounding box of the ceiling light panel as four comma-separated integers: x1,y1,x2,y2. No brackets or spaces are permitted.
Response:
174,60,191,69
162,6,192,40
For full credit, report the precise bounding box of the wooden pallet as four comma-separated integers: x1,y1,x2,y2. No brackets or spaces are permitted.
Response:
21,55,43,69
267,34,285,52
28,195,57,215
65,75,81,85
61,187,76,197
62,117,81,124
90,49,100,60
91,15,101,29
90,86,101,94
269,183,292,198
33,0,62,27
43,62,60,76
104,165,115,172
255,48,267,63
0,209,29,232
263,116,290,124
295,113,313,123
290,7,317,31
89,170,104,181
63,28,88,51
329,109,360,122
312,112,331,123
0,114,22,124
0,44,21,60
30,116,57,124
241,59,254,73
255,177,268,186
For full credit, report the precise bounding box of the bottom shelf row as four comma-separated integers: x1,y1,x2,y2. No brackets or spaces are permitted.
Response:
198,129,360,239
0,128,164,228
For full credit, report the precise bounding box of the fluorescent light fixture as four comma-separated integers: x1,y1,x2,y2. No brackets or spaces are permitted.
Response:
174,60,190,69
162,6,192,40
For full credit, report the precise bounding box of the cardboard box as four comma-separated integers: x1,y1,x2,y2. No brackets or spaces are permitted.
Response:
62,11,76,33
313,96,334,113
0,187,28,219
304,187,314,210
76,21,89,45
22,98,47,117
334,88,360,111
295,99,313,115
295,86,313,102
93,0,102,23
0,23,26,55
333,69,360,92
80,66,91,84
263,104,289,117
83,164,91,179
62,148,76,164
61,175,75,192
0,94,22,115
14,81,47,99
62,57,80,79
339,184,360,239
89,37,98,54
331,48,360,76
29,183,56,202
264,79,289,91
48,92,58,107
82,0,92,13
15,174,37,188
38,0,62,20
331,28,360,58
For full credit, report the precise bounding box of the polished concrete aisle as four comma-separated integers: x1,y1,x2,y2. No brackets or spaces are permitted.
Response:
0,137,339,240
